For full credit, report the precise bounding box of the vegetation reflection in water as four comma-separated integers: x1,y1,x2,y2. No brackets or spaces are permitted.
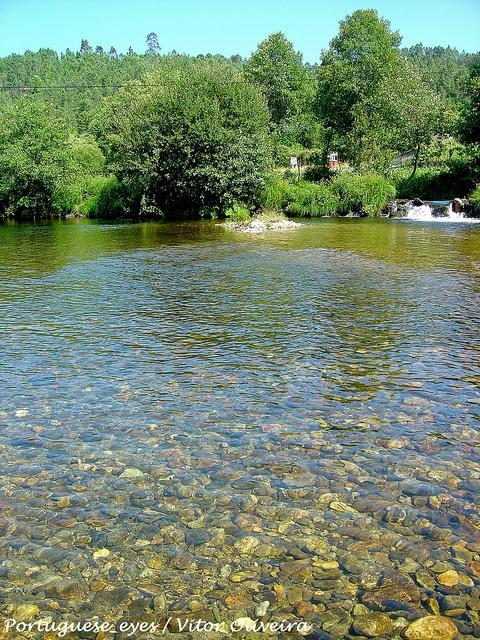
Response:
0,218,479,638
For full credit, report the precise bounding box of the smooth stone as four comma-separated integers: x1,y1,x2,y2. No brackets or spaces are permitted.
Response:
316,561,340,570
416,571,436,590
438,570,459,587
36,577,87,599
399,480,442,497
153,594,167,611
403,616,458,640
13,604,40,621
279,558,312,577
352,613,393,637
361,582,420,612
255,600,270,617
119,468,144,478
440,594,469,614
234,536,260,554
229,571,257,582
184,529,211,546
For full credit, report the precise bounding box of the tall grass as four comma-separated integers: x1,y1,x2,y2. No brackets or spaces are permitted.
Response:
260,175,290,210
225,202,251,222
331,173,396,216
285,181,339,217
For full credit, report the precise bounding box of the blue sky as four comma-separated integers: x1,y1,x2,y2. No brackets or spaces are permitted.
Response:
0,0,479,61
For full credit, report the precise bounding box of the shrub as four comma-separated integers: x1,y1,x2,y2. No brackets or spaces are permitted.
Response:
0,100,74,219
260,174,290,210
69,175,125,218
95,58,271,216
470,185,480,209
225,202,251,222
331,172,396,215
285,180,339,216
392,162,478,200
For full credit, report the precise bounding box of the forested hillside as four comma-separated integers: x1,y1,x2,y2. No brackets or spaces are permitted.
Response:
0,11,479,221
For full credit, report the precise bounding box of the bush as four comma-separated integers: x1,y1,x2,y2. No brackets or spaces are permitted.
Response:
0,100,74,219
331,172,396,215
470,185,480,209
95,58,272,216
260,174,290,210
78,176,126,218
225,202,251,222
392,162,478,200
285,180,339,216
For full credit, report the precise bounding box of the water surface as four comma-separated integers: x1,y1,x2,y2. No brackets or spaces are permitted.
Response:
0,218,479,638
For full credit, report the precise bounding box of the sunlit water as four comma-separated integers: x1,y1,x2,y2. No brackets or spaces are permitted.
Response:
0,218,479,638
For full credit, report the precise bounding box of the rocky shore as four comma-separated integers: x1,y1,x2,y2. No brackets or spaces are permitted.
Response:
223,216,302,233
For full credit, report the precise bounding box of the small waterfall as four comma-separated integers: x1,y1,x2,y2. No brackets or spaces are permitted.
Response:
405,200,465,221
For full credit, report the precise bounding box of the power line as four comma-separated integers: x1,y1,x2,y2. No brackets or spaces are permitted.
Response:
1,84,145,90
0,80,248,90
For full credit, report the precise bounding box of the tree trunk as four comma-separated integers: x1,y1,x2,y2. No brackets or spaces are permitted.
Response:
409,144,421,179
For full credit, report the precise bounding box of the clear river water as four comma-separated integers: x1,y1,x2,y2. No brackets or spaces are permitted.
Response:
0,218,479,639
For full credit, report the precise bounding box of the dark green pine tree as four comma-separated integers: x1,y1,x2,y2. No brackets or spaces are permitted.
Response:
146,32,160,55
80,39,92,54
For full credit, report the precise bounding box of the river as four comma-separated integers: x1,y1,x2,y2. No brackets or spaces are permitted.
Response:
0,218,479,638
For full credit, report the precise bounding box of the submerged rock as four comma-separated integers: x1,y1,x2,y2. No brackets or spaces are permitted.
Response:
437,570,459,587
403,615,457,640
351,613,393,637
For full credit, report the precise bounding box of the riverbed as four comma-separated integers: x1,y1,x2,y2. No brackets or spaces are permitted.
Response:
0,218,479,638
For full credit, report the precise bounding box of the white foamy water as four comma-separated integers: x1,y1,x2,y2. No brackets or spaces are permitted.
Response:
405,200,479,222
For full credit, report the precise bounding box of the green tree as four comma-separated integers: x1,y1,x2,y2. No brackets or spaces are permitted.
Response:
80,39,92,54
351,62,448,173
460,66,480,145
403,44,476,105
316,9,402,160
0,99,73,218
146,32,161,55
94,58,271,216
245,32,315,126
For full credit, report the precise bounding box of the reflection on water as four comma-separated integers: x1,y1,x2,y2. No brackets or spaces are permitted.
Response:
0,218,479,638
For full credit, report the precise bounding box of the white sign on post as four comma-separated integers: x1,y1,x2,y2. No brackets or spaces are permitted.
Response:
290,156,298,169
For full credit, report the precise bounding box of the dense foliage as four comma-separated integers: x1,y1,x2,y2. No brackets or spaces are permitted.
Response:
0,99,107,219
93,59,271,216
0,15,478,220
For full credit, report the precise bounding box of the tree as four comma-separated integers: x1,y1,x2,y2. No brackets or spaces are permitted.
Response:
146,32,160,55
0,100,74,218
95,45,104,55
403,44,474,105
108,46,118,58
230,54,243,65
316,9,403,160
351,62,448,173
94,58,271,215
245,32,315,126
80,39,92,54
460,66,480,145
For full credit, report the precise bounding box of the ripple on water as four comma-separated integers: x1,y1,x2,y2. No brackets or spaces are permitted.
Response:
0,221,479,636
